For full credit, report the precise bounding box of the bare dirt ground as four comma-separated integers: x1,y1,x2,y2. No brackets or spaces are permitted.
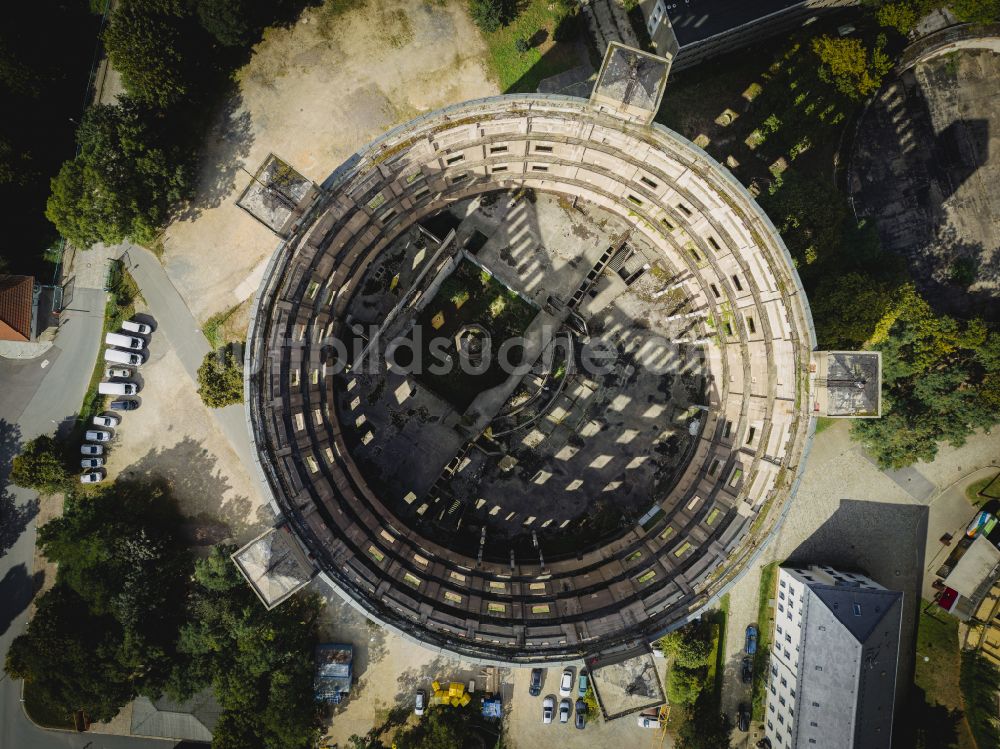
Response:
160,0,498,323
101,332,272,548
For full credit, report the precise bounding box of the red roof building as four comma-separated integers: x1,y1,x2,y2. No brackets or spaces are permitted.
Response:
0,275,35,341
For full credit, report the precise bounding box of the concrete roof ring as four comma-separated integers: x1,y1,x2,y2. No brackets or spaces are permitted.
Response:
245,94,817,664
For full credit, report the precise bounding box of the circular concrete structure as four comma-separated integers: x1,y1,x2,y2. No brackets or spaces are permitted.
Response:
247,95,816,663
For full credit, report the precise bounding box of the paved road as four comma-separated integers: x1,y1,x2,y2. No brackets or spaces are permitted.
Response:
120,245,257,477
0,284,191,748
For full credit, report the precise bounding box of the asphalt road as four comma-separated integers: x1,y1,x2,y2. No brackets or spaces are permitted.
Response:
0,285,190,749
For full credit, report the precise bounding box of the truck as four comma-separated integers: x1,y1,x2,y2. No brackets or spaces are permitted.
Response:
105,331,144,350
105,348,144,367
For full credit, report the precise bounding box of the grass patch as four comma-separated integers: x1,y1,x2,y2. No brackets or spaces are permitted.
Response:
751,562,778,722
708,595,729,702
22,683,75,730
202,301,244,349
478,0,582,93
814,416,837,434
916,601,963,708
967,472,1000,505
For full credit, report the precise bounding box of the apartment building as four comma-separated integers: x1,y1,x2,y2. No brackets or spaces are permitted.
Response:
639,0,858,71
765,565,902,748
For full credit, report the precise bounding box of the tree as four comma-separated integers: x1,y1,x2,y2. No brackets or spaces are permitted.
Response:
196,0,257,46
167,545,322,749
469,0,515,33
852,287,1000,468
103,0,203,109
811,273,898,349
5,583,134,722
10,435,68,492
45,99,192,247
197,345,244,408
394,707,470,749
812,34,892,100
876,2,919,33
950,0,1000,23
666,666,704,706
5,481,191,721
675,691,732,749
659,621,713,668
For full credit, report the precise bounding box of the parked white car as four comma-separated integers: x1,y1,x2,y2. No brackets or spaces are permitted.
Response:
80,471,105,484
85,430,112,442
93,414,121,428
559,698,571,724
542,696,555,724
414,689,425,716
105,332,144,350
81,457,105,469
105,348,144,367
80,444,103,456
105,366,131,379
98,381,138,396
559,668,574,697
121,319,151,335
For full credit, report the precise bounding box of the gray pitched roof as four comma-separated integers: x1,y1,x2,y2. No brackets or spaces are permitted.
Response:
810,585,902,643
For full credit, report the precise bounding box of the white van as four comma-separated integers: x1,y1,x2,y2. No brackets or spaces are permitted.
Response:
121,320,152,335
105,332,144,350
98,381,138,396
104,348,144,366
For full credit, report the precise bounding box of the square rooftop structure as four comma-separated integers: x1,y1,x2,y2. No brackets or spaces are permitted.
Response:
589,650,666,721
937,535,1000,620
235,153,317,237
640,0,857,71
590,42,671,125
810,351,882,418
231,525,315,610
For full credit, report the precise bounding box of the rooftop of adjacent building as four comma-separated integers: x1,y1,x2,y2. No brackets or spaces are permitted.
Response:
0,274,34,341
663,0,808,47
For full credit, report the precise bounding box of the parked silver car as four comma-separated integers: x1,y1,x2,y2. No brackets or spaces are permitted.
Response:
105,366,131,379
85,429,112,442
81,457,105,469
80,444,103,456
80,471,105,484
121,319,152,335
93,414,121,428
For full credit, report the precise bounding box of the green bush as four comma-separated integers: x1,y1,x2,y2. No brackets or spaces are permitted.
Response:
666,665,704,706
10,435,68,493
469,0,515,33
197,345,244,408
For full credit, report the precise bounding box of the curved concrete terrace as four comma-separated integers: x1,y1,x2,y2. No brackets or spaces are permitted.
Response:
246,94,817,663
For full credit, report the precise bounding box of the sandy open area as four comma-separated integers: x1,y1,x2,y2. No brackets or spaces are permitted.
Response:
101,339,271,548
160,0,498,323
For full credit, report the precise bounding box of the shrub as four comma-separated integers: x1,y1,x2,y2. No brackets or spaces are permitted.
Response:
196,345,244,408
10,435,68,492
469,0,515,33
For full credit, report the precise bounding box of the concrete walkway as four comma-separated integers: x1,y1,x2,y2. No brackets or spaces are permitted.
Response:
119,244,259,479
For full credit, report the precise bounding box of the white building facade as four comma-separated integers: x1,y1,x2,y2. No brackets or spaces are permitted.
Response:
765,565,903,748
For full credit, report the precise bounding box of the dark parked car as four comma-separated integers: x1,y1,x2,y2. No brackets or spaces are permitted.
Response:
745,624,759,656
738,703,750,732
529,668,543,696
575,700,586,729
741,656,753,684
110,399,139,411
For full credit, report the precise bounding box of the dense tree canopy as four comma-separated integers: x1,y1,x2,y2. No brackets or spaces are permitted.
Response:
197,345,245,407
167,545,322,749
45,99,193,247
812,34,893,100
852,287,1000,467
5,481,191,721
10,435,69,493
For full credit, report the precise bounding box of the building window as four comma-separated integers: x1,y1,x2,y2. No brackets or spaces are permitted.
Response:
732,274,744,291
534,144,553,153
640,175,659,189
709,283,720,298
778,603,784,613
780,579,787,588
779,591,785,601
489,145,508,154
853,603,862,616
780,677,787,687
446,154,464,165
531,165,549,172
